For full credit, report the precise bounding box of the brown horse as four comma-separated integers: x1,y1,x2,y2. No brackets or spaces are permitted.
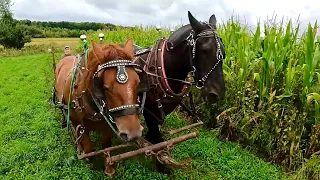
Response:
54,38,145,175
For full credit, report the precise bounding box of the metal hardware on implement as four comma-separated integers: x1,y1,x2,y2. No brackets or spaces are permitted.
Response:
72,130,200,166
105,132,199,166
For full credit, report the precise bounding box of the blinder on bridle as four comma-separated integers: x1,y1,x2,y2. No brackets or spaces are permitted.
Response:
92,59,149,120
186,23,226,89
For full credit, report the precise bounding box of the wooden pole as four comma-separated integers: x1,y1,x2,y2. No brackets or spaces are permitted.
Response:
107,131,199,164
77,143,132,160
51,46,56,73
168,121,204,135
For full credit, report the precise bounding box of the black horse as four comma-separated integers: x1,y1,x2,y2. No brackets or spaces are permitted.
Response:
133,11,226,144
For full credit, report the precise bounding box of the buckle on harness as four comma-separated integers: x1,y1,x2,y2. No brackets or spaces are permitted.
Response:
156,99,162,108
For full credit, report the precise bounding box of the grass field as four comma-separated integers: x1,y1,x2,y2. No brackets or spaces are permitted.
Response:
0,53,289,179
0,38,79,49
25,37,80,50
0,38,80,57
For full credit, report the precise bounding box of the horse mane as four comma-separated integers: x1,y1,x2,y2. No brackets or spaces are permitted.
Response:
101,44,134,63
86,43,134,72
167,24,191,46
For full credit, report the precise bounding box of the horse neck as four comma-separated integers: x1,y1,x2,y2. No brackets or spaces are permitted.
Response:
75,54,94,92
163,30,192,93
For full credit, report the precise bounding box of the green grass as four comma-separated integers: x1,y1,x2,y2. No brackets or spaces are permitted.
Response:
0,38,81,57
0,38,79,49
0,53,288,179
25,38,79,50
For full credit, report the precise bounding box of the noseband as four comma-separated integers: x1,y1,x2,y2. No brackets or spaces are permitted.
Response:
91,60,147,122
186,24,225,88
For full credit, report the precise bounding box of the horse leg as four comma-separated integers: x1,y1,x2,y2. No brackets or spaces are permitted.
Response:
79,129,99,170
143,103,165,144
143,100,178,175
61,108,68,128
143,99,179,144
101,130,115,177
144,106,176,175
81,130,93,154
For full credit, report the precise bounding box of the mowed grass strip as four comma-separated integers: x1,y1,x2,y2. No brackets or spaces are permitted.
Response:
25,38,80,50
0,54,288,179
0,38,79,50
0,38,80,57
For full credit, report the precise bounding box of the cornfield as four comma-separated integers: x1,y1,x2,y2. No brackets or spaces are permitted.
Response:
82,17,320,179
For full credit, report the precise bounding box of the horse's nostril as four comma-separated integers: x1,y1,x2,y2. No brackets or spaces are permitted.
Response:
209,92,219,99
120,133,128,141
207,92,219,103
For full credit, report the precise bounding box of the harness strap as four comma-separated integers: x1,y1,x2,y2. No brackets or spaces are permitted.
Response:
88,89,119,136
67,54,84,129
156,39,190,98
156,99,166,125
111,107,140,118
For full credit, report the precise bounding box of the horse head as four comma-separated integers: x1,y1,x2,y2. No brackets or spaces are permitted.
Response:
88,39,144,141
187,11,226,103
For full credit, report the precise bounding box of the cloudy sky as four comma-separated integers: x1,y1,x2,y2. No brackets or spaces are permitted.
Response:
11,0,320,32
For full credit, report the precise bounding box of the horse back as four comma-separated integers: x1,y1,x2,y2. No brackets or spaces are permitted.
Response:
55,55,78,103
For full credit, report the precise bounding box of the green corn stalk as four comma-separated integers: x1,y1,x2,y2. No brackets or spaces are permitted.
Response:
304,24,314,88
277,58,296,99
283,20,292,48
281,20,293,71
317,72,320,86
237,31,249,89
261,42,272,99
302,22,318,105
252,22,261,54
274,20,292,77
254,72,263,100
307,93,320,124
273,19,284,76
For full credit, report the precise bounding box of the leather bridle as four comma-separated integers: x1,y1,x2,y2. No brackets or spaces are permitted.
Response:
166,23,225,89
90,60,148,124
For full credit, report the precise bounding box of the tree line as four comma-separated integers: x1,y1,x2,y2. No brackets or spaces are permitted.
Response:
0,0,129,49
22,20,116,31
18,19,125,38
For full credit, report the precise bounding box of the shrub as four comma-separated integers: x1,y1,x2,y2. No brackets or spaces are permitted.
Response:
0,0,31,49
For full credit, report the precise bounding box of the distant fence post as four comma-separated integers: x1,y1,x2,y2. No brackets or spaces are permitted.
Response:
51,46,56,73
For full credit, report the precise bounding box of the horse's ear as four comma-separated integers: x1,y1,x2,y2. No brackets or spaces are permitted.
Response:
123,38,134,57
91,40,104,61
209,14,217,26
188,11,202,33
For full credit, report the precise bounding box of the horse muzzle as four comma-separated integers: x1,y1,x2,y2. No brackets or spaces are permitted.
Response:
202,88,225,103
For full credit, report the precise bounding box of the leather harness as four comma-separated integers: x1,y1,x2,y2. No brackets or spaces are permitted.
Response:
131,23,225,124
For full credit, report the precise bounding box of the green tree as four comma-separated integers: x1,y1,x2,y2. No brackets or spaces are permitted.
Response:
0,0,31,49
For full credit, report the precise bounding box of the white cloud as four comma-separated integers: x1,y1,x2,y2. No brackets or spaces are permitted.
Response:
12,0,112,22
11,0,319,32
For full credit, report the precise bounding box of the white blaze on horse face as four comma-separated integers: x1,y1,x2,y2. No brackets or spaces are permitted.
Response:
124,80,135,102
112,75,142,141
